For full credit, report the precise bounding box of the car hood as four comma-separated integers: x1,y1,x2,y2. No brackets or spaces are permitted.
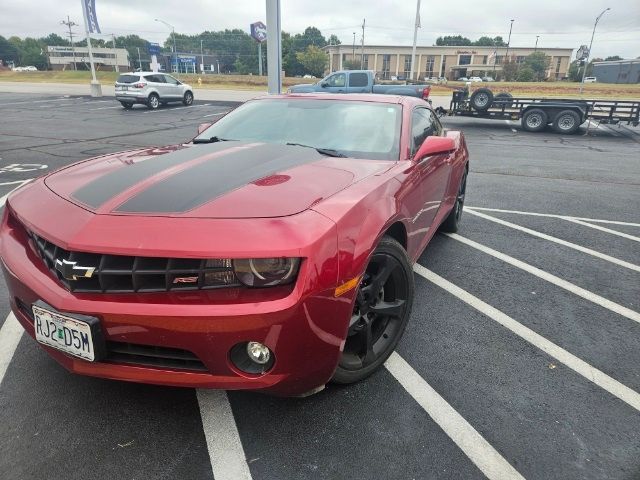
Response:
44,142,392,218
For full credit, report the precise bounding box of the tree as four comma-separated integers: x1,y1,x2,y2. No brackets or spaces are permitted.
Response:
39,33,69,46
328,34,341,46
501,58,519,81
0,35,20,65
604,55,623,61
342,60,360,70
568,60,582,81
524,52,550,81
436,35,472,46
296,45,328,77
517,67,534,81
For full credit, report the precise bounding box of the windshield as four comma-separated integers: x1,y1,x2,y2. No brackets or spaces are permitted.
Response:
194,99,402,160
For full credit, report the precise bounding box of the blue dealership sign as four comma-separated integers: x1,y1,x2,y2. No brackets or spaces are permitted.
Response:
250,21,267,43
148,42,161,55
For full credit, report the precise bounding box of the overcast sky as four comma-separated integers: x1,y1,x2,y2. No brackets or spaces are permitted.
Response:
2,0,639,59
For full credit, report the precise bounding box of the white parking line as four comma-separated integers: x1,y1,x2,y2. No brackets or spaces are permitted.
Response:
197,389,253,480
466,206,640,228
0,98,75,107
445,233,640,324
0,313,24,386
465,208,640,272
561,217,640,243
413,265,640,412
0,179,32,208
144,103,211,114
92,106,122,110
385,352,525,480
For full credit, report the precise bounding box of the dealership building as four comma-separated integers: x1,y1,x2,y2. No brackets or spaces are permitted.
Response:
325,45,573,80
47,45,130,71
592,59,640,84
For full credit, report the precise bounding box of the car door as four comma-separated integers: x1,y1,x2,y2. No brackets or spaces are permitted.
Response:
346,72,370,93
408,107,452,245
322,72,347,93
143,74,168,99
161,74,182,99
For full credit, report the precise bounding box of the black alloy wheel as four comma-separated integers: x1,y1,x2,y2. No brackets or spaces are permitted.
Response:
332,236,414,384
183,91,194,106
439,168,467,233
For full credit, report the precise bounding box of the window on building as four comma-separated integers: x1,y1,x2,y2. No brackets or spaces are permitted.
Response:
516,56,526,64
424,55,435,78
362,54,369,69
481,55,488,65
381,54,391,79
495,56,504,65
555,57,562,74
459,55,472,65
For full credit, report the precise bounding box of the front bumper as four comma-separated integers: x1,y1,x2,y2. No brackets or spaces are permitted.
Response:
1,200,351,396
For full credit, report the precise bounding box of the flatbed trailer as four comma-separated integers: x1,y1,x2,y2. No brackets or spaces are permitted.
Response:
438,87,640,134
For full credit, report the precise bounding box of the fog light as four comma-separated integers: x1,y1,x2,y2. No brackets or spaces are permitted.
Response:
246,341,271,365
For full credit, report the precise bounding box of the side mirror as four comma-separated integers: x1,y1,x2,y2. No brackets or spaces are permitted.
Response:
320,82,328,88
414,136,456,162
197,122,213,135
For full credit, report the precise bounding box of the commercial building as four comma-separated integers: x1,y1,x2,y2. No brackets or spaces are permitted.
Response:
325,45,573,81
47,45,129,71
592,59,640,84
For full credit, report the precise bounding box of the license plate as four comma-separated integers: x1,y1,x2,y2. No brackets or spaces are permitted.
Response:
116,85,128,91
33,305,96,361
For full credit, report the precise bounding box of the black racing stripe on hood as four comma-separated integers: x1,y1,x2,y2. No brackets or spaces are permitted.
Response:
72,145,219,209
114,142,324,214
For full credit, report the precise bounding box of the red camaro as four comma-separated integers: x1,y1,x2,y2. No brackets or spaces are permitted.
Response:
0,93,468,396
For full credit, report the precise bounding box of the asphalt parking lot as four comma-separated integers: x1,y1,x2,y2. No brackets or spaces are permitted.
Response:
0,92,638,480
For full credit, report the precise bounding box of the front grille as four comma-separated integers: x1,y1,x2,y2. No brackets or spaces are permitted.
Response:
29,233,240,293
106,341,208,371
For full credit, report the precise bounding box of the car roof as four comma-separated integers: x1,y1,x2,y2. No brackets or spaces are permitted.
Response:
120,72,172,76
267,92,425,106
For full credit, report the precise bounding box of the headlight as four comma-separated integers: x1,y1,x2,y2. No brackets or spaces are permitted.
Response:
233,258,300,287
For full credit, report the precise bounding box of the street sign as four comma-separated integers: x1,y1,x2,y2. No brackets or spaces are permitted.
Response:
148,42,161,56
250,21,267,43
576,45,589,60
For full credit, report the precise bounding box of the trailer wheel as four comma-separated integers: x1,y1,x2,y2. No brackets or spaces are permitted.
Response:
552,110,581,134
493,92,513,108
469,88,494,111
522,108,548,132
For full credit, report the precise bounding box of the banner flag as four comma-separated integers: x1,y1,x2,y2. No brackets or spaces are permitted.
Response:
83,0,101,33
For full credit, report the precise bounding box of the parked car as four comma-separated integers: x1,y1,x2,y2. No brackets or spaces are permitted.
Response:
584,77,597,83
469,77,483,82
114,72,194,109
12,66,37,72
482,76,495,82
302,74,316,79
288,70,431,100
457,77,469,82
1,93,469,397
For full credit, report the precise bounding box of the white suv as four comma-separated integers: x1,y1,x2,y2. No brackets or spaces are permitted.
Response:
115,72,194,109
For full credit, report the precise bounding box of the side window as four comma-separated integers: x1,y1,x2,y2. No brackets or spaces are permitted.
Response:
349,72,369,87
411,108,442,155
326,73,346,87
144,75,164,83
163,75,179,85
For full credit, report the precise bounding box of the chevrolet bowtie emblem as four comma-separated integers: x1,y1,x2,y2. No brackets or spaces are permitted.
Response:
54,259,96,281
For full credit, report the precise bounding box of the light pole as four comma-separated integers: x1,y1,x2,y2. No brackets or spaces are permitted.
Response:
410,0,421,81
352,32,356,63
534,35,539,52
505,19,514,62
136,46,141,70
200,39,204,73
580,7,610,94
155,18,177,74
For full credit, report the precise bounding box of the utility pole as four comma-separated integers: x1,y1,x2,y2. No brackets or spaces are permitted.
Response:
266,0,282,94
410,0,421,81
360,18,365,69
111,33,118,72
155,19,177,74
505,19,514,62
136,46,141,70
580,7,610,94
200,39,205,74
534,35,539,52
60,16,78,71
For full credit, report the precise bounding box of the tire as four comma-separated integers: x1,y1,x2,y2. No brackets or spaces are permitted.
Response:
493,92,513,108
183,91,194,106
521,108,548,132
332,236,414,385
469,87,494,111
439,167,467,233
120,101,133,109
552,109,581,134
146,93,160,110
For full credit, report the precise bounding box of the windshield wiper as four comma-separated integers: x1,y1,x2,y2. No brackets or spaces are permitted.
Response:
286,142,347,158
193,136,236,144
